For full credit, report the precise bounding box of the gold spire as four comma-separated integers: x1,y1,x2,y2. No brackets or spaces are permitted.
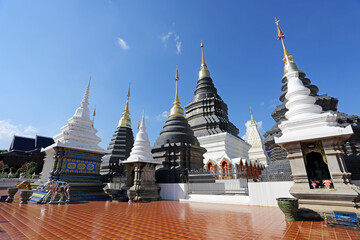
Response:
169,64,185,118
200,41,208,70
92,104,96,127
274,17,298,74
250,107,255,124
118,83,132,128
199,41,210,79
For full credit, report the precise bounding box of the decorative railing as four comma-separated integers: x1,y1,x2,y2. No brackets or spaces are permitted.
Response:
187,170,249,195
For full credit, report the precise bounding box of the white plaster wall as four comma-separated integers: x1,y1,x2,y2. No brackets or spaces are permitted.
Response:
182,194,250,205
157,183,188,200
248,181,294,207
39,148,55,182
157,181,294,207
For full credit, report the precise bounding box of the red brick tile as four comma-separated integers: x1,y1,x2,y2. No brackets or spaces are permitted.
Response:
0,201,360,239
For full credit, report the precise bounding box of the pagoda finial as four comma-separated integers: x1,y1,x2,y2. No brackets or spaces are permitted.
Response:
274,18,298,74
92,104,96,127
81,76,91,108
174,64,180,103
200,41,208,70
198,41,210,79
250,107,255,124
140,110,146,130
118,83,132,128
169,64,185,118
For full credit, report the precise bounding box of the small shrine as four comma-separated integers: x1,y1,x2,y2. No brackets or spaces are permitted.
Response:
39,78,108,201
101,85,134,181
273,19,360,214
123,111,162,202
246,108,269,167
153,65,206,183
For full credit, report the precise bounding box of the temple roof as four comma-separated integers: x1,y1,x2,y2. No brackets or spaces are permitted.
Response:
9,135,54,152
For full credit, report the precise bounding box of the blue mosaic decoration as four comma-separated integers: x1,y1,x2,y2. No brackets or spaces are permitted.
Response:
64,159,96,174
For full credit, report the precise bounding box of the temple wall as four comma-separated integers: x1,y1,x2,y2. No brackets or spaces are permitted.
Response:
248,181,294,206
157,183,188,200
158,181,294,207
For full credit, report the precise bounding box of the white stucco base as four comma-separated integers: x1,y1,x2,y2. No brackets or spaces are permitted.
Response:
39,148,56,182
248,181,294,206
181,194,250,205
157,183,188,200
158,181,294,207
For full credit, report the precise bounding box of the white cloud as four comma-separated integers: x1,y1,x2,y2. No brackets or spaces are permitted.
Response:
160,32,173,43
260,102,265,106
160,32,181,54
145,115,150,120
241,120,263,142
176,41,182,54
156,111,169,121
117,37,130,50
0,120,38,149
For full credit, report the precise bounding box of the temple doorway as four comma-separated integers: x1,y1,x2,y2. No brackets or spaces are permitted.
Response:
301,141,333,189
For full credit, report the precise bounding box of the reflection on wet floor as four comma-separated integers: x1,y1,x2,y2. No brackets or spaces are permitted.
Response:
0,201,359,239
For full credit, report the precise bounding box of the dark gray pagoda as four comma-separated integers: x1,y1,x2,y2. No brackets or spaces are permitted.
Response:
262,25,360,181
184,41,239,138
153,65,206,183
101,86,134,180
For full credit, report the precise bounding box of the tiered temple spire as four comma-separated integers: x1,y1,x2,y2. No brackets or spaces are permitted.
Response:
169,64,185,118
118,83,131,128
101,85,134,177
274,18,299,75
250,107,255,124
40,78,107,201
247,108,269,166
153,64,206,183
125,111,159,164
185,41,239,137
198,41,210,79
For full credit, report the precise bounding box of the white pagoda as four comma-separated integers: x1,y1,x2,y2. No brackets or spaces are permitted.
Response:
40,78,107,201
123,111,162,202
246,108,269,167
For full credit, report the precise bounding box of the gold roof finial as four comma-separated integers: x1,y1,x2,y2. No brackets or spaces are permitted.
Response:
250,107,255,124
169,64,185,118
274,17,297,74
199,41,210,79
200,41,208,70
174,64,180,103
118,83,132,128
92,104,96,127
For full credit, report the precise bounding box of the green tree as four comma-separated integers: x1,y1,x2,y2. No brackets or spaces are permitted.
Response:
9,167,16,174
26,162,38,175
2,164,9,173
15,168,22,178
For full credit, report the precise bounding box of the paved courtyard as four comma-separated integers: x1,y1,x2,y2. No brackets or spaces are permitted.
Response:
0,200,359,239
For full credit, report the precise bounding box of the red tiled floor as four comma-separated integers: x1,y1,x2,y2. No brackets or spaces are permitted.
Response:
0,201,359,239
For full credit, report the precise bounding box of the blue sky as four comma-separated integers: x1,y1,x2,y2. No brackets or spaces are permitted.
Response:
0,1,359,149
